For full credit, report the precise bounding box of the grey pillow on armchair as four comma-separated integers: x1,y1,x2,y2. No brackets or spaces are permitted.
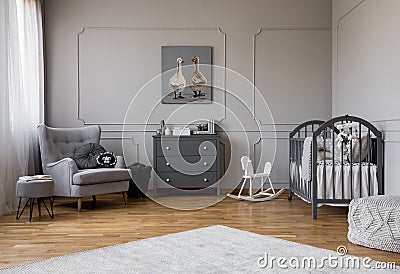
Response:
73,143,106,169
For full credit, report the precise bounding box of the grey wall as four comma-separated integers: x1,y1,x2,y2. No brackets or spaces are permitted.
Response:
44,0,332,189
332,0,400,194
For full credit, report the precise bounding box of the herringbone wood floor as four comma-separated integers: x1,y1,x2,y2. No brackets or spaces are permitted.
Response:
0,190,398,268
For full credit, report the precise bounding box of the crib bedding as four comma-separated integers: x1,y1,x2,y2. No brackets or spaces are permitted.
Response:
316,161,378,199
290,161,378,200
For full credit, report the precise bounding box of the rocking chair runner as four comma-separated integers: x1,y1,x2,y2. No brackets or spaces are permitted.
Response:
227,156,285,201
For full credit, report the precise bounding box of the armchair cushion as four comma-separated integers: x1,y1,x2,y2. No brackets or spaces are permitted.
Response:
73,168,131,186
73,143,106,169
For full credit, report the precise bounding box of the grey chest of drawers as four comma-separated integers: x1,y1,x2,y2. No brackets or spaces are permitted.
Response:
153,134,221,195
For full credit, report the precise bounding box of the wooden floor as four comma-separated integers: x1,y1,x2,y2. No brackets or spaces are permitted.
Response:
0,190,399,268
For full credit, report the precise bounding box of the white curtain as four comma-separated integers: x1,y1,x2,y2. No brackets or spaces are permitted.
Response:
0,0,44,216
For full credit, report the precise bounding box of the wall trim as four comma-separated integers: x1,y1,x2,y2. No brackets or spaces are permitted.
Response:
77,26,227,125
336,0,366,29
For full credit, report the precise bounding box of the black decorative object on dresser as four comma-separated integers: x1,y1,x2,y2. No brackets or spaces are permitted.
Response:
153,134,221,195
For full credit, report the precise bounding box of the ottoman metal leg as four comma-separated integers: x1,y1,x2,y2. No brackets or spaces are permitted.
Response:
16,197,29,220
16,198,22,220
41,197,54,219
16,197,55,221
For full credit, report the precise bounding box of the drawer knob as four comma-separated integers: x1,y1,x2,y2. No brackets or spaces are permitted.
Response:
166,162,170,166
203,162,208,166
166,178,170,182
165,146,170,150
203,146,208,150
203,178,208,182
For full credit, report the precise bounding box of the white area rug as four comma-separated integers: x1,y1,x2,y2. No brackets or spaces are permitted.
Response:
0,225,397,273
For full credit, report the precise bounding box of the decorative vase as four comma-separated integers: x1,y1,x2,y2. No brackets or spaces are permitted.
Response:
164,127,172,136
160,120,165,135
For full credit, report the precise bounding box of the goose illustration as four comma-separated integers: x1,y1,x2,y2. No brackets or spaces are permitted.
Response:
169,57,186,99
189,56,207,97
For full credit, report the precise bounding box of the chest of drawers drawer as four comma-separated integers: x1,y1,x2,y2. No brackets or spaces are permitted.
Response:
158,171,217,189
156,155,217,173
155,139,217,156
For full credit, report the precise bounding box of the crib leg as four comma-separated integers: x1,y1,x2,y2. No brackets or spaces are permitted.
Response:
288,189,293,201
312,202,317,219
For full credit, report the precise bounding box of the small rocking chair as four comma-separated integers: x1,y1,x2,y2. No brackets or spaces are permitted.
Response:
227,156,285,202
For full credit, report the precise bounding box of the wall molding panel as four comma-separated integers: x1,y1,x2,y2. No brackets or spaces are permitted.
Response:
252,27,331,125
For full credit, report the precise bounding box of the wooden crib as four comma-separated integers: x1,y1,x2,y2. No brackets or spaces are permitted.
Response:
288,115,384,219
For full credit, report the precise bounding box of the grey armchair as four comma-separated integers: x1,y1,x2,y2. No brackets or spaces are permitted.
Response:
37,124,130,212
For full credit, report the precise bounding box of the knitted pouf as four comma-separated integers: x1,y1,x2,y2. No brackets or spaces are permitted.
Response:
348,195,400,253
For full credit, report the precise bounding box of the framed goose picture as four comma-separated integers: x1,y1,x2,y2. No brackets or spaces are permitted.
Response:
161,46,212,104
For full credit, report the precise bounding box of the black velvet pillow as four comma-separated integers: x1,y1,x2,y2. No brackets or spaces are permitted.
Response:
73,143,106,169
96,152,117,168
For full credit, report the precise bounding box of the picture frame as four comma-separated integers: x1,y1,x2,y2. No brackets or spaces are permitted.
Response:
161,46,212,104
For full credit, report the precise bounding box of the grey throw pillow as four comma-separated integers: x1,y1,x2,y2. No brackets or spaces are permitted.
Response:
73,143,106,169
349,135,369,163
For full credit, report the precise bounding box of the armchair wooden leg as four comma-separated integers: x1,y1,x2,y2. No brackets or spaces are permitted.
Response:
122,192,128,205
77,197,83,212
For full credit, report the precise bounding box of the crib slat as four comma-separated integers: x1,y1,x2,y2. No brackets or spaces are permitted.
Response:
294,140,297,193
349,127,353,199
341,135,344,199
312,135,318,219
359,123,362,198
297,140,301,194
332,128,335,199
377,135,383,195
289,139,292,193
296,141,301,194
292,140,295,191
367,129,371,196
323,129,327,199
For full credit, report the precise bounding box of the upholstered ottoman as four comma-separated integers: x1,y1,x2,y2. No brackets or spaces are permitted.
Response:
348,195,400,253
16,179,55,222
